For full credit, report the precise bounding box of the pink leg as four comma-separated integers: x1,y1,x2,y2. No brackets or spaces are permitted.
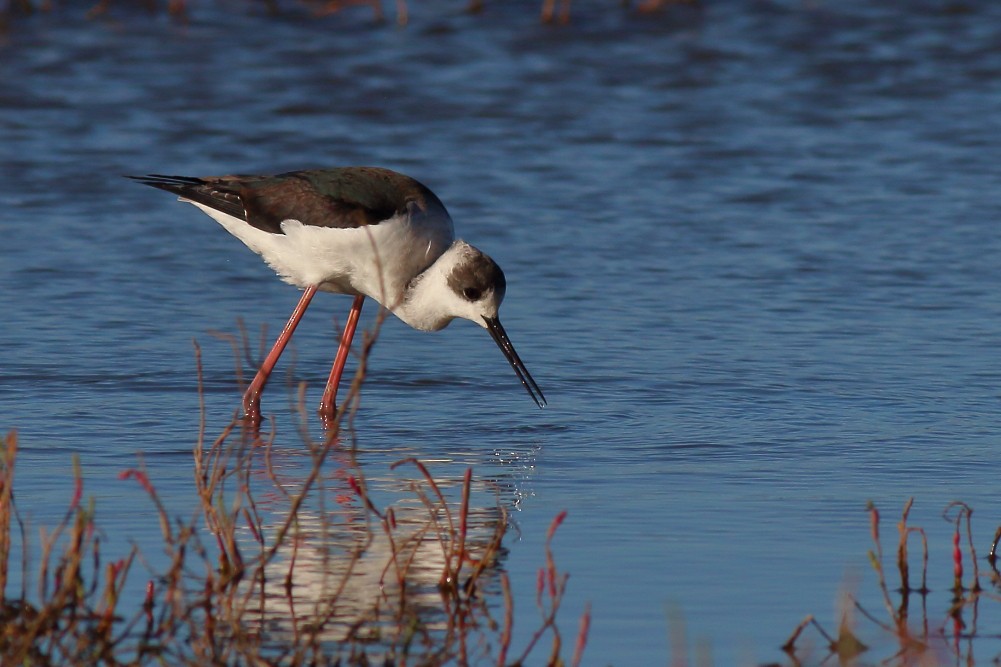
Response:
243,285,318,428
319,294,365,427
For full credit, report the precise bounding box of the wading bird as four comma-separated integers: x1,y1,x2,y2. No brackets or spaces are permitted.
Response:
130,167,546,428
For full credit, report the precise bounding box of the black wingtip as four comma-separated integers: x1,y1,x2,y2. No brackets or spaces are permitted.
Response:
126,174,207,194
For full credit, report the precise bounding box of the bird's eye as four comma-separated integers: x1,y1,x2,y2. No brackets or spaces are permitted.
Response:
463,287,482,301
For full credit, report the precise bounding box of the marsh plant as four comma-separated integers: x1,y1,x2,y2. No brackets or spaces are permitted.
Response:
0,329,588,665
775,499,1001,667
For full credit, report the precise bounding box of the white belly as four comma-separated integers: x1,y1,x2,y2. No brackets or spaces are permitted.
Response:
189,201,453,309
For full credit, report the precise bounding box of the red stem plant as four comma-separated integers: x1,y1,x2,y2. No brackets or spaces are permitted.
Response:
0,312,587,665
783,498,1001,667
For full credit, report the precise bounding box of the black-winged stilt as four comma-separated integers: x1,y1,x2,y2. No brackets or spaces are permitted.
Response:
130,167,545,428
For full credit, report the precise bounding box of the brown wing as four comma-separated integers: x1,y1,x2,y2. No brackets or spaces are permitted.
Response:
128,167,430,235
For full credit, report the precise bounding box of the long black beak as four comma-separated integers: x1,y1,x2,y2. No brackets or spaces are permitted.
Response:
484,316,547,408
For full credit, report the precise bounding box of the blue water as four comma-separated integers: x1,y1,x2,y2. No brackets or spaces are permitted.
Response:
4,0,1001,664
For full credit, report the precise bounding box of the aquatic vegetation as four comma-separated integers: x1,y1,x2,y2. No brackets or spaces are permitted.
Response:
0,334,588,665
659,499,1001,667
778,499,1000,667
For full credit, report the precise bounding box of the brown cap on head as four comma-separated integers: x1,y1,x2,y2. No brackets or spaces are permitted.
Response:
446,246,507,304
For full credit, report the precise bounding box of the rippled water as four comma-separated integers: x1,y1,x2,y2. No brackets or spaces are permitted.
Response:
4,0,1001,664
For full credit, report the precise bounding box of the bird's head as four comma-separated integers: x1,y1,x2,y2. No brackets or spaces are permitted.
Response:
406,241,546,408
442,239,544,404
443,242,508,325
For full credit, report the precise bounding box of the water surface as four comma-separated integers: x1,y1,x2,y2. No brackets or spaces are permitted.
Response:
3,1,1001,663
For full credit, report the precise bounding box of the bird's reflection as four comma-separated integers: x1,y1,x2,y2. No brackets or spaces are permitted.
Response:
227,444,525,659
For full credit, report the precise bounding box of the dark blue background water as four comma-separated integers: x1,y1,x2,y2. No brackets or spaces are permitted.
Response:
3,1,1001,663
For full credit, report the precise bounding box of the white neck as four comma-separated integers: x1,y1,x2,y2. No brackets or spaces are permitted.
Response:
391,242,469,332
